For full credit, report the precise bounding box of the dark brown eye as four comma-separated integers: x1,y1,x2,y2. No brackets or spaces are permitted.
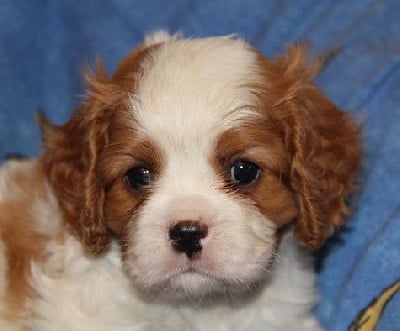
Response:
230,159,260,186
125,166,152,190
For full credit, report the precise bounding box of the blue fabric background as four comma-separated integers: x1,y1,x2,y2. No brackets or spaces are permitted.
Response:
0,1,399,330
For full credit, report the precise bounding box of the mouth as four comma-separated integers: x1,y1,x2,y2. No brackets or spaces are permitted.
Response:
160,269,227,298
160,264,217,285
143,261,261,299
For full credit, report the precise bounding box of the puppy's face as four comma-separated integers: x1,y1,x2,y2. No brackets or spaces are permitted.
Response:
44,35,360,299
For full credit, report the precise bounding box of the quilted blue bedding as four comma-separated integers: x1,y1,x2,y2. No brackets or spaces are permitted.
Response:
0,1,399,330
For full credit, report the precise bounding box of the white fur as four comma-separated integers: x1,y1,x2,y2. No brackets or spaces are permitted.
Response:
28,225,320,331
143,30,180,46
0,34,323,330
133,35,261,144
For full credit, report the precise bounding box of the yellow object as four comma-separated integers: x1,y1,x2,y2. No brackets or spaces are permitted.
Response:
349,279,400,331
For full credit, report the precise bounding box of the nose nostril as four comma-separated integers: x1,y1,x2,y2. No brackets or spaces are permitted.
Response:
169,221,208,241
169,221,208,258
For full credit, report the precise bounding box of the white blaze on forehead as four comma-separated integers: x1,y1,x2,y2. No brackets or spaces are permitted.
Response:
129,36,262,155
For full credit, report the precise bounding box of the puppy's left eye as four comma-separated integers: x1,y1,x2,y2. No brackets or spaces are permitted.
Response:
230,159,260,186
125,166,152,190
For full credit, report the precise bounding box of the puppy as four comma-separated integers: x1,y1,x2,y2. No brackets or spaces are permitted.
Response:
0,32,360,331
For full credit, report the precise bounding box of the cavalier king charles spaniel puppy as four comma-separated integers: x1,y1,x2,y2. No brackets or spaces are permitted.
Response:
0,31,360,330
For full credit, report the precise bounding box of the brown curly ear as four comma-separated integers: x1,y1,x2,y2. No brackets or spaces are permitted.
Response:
43,63,125,254
276,46,361,249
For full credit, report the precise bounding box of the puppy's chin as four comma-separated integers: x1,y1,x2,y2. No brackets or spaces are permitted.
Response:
129,251,275,302
163,272,226,300
137,270,265,302
171,271,273,300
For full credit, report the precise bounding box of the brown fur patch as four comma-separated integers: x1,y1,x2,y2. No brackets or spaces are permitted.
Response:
101,126,165,238
214,123,298,227
246,45,361,249
43,41,162,255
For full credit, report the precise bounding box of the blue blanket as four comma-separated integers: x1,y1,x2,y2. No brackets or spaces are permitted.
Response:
1,1,399,330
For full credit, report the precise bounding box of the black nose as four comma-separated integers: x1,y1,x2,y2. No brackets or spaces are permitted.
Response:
169,221,208,258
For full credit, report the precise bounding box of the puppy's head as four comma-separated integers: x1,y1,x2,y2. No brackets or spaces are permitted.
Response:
43,33,360,298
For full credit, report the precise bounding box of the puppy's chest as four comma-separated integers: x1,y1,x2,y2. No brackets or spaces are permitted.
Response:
29,277,279,331
28,237,316,331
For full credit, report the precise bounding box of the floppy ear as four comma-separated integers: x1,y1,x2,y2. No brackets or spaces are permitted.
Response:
275,46,361,249
42,64,125,254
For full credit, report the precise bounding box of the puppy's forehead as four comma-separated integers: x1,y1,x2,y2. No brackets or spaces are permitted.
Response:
128,37,262,150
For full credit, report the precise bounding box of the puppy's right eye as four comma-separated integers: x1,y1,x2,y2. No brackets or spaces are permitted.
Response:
125,166,152,190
